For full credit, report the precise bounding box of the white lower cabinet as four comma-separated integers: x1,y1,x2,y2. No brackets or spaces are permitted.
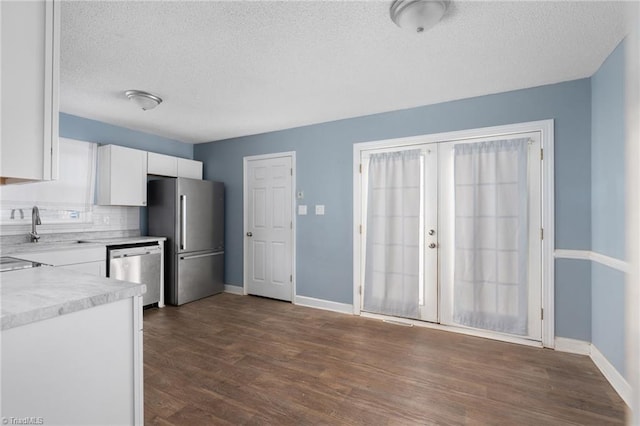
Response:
1,296,143,425
58,260,106,277
16,246,106,274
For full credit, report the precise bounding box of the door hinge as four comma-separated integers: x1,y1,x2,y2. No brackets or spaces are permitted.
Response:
290,168,293,176
359,286,362,295
290,221,293,229
541,228,544,240
359,164,362,173
540,149,544,161
359,224,362,234
541,308,544,320
290,275,292,282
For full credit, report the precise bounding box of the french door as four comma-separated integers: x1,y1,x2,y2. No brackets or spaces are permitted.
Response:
359,132,542,341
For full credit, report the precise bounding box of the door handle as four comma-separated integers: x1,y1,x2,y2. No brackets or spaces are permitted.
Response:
429,243,437,249
180,195,187,250
246,232,253,237
180,252,222,260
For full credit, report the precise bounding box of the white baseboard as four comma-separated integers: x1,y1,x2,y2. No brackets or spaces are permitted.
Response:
294,295,353,315
590,344,632,408
224,284,244,295
533,338,632,407
554,337,591,355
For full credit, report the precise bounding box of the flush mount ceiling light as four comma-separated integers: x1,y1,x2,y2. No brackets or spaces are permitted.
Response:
390,0,449,33
125,90,163,111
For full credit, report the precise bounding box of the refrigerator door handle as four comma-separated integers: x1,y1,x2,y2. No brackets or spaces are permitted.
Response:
180,195,187,250
180,251,223,261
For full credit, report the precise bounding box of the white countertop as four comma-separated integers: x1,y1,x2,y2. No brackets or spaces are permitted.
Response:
0,241,105,256
1,266,146,330
78,236,167,245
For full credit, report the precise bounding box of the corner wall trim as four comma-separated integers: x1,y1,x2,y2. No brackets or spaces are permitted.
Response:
294,295,353,315
224,284,244,295
590,344,632,407
554,337,590,355
554,249,628,273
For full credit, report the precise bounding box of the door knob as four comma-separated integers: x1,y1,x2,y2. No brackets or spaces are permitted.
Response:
428,243,437,249
246,232,253,237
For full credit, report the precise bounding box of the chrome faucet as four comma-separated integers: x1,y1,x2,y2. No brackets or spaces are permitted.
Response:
30,206,41,242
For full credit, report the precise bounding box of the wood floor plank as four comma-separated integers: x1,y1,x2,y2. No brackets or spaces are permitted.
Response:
144,293,626,425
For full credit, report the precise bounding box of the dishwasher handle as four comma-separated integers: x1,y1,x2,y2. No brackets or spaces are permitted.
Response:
109,245,162,259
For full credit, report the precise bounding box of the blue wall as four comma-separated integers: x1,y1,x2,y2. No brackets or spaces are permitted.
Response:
59,112,194,233
194,78,593,339
591,41,626,376
60,113,193,159
555,259,591,341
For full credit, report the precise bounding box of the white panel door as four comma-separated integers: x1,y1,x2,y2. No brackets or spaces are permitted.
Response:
245,155,293,301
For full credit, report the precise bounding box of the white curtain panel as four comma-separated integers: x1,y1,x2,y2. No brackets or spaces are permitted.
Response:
363,149,421,318
453,138,529,335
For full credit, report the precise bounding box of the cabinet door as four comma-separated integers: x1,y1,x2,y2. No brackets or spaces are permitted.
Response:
58,261,106,277
177,158,203,179
98,145,148,206
0,0,59,182
148,152,177,177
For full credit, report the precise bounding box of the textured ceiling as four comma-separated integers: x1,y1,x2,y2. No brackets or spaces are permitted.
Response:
60,1,628,144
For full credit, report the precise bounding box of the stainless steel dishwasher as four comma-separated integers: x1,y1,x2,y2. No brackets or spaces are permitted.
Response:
108,243,162,307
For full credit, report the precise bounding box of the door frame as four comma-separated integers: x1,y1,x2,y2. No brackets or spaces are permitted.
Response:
243,151,297,301
353,120,555,348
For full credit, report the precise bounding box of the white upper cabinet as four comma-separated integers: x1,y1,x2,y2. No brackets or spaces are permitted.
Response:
0,0,59,184
148,152,178,177
177,158,203,179
148,152,203,179
97,145,148,206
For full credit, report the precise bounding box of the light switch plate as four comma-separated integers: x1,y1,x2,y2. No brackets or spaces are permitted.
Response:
315,205,325,215
298,205,307,215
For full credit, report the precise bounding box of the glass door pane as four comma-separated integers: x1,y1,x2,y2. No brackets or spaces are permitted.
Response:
361,145,438,322
439,134,542,340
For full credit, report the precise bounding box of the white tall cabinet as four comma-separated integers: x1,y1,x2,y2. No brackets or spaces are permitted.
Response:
0,0,59,183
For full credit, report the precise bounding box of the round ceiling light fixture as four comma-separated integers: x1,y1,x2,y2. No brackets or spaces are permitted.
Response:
125,90,163,111
390,0,449,33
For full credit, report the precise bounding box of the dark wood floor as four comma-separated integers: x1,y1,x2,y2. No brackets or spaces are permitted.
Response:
143,293,626,425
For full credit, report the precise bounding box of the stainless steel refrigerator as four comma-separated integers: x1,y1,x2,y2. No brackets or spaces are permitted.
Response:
148,178,224,305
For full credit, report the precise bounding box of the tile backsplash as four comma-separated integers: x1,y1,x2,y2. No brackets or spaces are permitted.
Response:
0,137,141,237
0,204,139,237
